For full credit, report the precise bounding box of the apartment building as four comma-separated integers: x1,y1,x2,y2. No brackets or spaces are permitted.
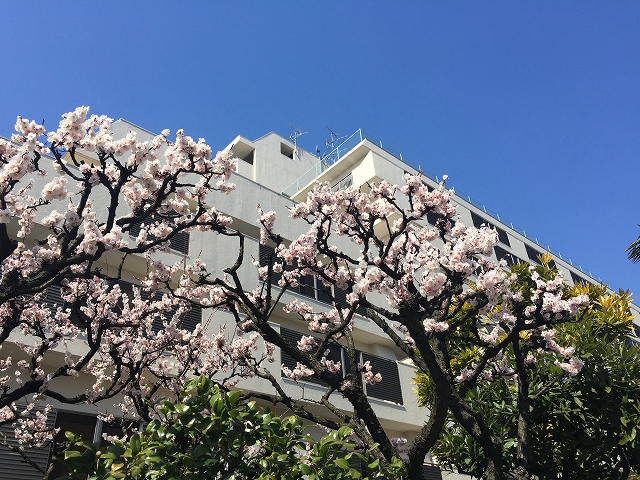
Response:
1,121,635,479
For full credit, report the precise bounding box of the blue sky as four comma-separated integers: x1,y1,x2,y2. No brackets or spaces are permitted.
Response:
1,2,639,298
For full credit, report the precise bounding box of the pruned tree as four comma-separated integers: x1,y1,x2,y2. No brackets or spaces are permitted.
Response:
1,108,592,479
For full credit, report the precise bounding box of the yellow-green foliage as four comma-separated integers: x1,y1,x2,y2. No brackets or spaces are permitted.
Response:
416,271,640,479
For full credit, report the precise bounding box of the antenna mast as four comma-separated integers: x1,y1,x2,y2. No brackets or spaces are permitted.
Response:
289,124,307,160
321,127,348,165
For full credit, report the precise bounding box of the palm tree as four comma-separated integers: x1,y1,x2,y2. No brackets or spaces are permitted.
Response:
628,230,640,263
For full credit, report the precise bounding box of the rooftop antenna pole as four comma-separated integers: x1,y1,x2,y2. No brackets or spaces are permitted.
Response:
289,124,307,160
322,127,348,164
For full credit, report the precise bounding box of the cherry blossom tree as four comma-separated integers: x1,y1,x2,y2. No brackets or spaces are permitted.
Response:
1,108,591,480
0,108,255,475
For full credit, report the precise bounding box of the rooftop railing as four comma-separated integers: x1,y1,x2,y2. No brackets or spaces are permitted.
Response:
281,129,603,283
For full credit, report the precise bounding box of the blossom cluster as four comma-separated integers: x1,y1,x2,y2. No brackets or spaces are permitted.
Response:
282,362,314,381
359,361,382,385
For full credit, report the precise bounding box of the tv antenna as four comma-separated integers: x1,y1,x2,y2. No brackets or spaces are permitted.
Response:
289,124,307,160
322,127,348,164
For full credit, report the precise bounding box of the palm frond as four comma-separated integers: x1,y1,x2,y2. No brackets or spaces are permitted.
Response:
627,234,640,263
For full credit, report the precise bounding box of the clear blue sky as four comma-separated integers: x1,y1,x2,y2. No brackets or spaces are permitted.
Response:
1,2,639,298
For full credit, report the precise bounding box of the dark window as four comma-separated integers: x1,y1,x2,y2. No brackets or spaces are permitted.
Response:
99,418,141,447
334,285,367,316
41,284,65,309
259,243,284,286
570,271,589,286
360,352,403,405
523,245,556,269
422,464,444,480
470,256,482,277
279,329,403,404
259,244,332,304
279,327,344,386
332,173,353,192
39,284,82,328
48,413,141,479
280,143,294,159
139,287,202,333
240,150,254,165
525,245,542,264
626,325,640,347
45,280,201,334
470,211,510,246
426,211,455,230
494,245,524,267
0,404,55,480
348,455,363,473
129,212,189,254
48,412,98,479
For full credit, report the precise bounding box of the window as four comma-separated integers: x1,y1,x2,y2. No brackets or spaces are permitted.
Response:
570,271,589,286
40,281,201,334
280,327,345,386
298,274,333,303
279,328,403,404
230,141,255,166
39,284,82,328
332,173,353,192
129,212,190,254
239,149,254,165
470,211,510,246
48,412,141,479
426,211,455,229
259,243,284,285
494,245,524,267
48,412,97,479
524,244,542,264
41,284,65,310
138,286,202,333
422,464,444,480
360,352,403,404
469,256,482,277
334,284,367,316
0,404,55,480
280,143,294,159
523,244,556,269
258,244,332,304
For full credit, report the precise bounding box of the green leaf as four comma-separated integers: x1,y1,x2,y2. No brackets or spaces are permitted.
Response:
192,443,209,458
130,433,141,456
227,390,242,405
367,458,380,469
334,458,351,470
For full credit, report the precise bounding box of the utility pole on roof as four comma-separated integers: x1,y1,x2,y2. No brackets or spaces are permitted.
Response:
289,124,307,161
